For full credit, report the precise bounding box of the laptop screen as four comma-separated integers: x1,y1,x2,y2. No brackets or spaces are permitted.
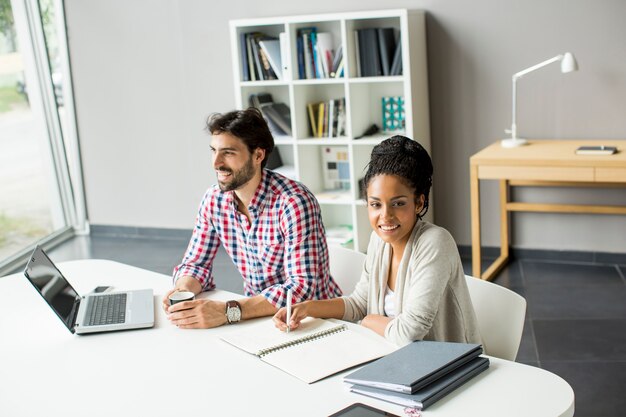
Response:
23,246,80,331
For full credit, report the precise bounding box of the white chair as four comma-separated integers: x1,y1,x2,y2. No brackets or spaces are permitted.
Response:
465,275,527,361
328,245,366,295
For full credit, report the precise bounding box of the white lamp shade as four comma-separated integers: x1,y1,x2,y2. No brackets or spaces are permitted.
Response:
561,52,578,73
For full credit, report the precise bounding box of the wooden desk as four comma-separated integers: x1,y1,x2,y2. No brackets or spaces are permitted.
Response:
470,140,626,281
1,260,575,417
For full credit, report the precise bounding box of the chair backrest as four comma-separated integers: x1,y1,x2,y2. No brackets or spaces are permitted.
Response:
465,275,527,361
328,245,366,295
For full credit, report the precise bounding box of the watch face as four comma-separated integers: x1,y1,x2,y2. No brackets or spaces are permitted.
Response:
227,305,241,323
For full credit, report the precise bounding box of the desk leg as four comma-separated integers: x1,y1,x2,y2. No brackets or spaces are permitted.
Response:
479,180,511,281
500,179,510,259
470,164,481,278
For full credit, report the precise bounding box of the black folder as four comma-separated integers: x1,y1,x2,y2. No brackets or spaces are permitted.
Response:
350,356,490,410
344,340,483,394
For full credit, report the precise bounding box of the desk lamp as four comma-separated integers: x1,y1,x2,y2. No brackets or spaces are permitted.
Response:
502,52,578,148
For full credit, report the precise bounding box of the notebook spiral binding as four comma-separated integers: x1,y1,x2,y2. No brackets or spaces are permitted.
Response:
258,324,347,357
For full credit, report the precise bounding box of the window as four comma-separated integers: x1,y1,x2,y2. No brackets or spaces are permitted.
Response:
0,0,85,274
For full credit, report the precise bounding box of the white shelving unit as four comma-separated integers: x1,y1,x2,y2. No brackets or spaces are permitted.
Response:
230,9,431,252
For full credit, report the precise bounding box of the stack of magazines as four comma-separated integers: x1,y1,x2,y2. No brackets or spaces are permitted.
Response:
344,341,490,410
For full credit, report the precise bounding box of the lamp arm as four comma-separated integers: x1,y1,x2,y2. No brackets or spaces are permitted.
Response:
513,55,564,80
510,54,565,139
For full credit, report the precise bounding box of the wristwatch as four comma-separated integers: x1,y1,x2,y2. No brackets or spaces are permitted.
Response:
225,300,242,324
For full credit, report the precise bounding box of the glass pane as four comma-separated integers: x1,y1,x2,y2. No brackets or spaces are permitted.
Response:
0,0,66,260
38,0,66,131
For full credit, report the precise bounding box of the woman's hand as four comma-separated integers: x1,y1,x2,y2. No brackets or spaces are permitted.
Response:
273,301,312,332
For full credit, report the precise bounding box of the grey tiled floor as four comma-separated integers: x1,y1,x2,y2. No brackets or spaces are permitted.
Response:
43,235,626,416
462,256,626,417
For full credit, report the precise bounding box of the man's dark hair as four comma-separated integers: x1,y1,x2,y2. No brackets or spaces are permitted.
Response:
206,108,274,168
363,135,433,219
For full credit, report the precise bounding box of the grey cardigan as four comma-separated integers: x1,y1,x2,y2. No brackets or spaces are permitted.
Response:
342,221,482,346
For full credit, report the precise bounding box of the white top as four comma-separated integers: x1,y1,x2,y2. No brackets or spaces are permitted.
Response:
384,286,396,317
0,259,575,417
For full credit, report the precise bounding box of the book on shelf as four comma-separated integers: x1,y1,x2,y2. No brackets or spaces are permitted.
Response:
330,45,344,78
377,28,396,76
242,32,279,81
350,356,490,410
307,102,320,137
315,32,334,78
296,27,341,79
575,145,617,155
296,35,305,79
220,318,396,384
343,340,483,394
240,33,250,81
317,102,326,137
298,28,317,79
258,38,283,80
306,98,346,138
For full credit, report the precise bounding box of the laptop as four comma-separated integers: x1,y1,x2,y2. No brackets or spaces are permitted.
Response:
23,246,155,334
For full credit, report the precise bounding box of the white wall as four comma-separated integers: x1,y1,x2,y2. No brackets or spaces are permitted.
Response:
65,0,626,252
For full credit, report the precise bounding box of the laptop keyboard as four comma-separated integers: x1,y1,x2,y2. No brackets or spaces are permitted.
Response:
84,293,127,326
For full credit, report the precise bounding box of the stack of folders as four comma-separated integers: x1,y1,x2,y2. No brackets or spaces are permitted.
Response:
344,341,490,410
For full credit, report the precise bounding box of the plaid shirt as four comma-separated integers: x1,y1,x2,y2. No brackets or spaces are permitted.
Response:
173,169,342,307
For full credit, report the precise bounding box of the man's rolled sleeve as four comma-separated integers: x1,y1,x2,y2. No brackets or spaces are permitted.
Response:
172,192,221,291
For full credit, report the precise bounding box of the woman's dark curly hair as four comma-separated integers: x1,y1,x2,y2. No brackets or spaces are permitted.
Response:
363,135,433,219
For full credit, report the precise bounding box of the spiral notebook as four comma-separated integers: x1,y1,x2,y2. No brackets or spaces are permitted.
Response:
221,318,396,383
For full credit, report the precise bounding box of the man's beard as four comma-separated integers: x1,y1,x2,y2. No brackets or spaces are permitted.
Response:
217,156,255,192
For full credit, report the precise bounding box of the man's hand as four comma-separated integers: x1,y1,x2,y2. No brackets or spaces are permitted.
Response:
167,299,227,329
162,276,202,313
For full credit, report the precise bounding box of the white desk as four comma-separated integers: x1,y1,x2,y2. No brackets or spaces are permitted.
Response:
0,260,575,417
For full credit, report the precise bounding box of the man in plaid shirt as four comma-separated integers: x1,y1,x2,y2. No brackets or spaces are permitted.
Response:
163,108,342,328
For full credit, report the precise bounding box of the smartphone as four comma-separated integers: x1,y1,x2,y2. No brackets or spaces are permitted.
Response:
92,286,112,294
328,403,400,417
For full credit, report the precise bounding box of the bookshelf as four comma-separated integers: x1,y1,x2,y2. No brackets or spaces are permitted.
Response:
230,9,431,252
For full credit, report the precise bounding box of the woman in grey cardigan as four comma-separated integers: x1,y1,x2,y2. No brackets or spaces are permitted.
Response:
274,136,481,346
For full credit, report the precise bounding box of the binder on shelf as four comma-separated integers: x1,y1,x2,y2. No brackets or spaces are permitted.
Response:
279,32,290,80
390,41,403,76
356,28,382,77
350,356,490,410
221,318,395,384
343,340,483,394
377,28,396,76
263,103,292,136
354,31,361,77
249,93,292,136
